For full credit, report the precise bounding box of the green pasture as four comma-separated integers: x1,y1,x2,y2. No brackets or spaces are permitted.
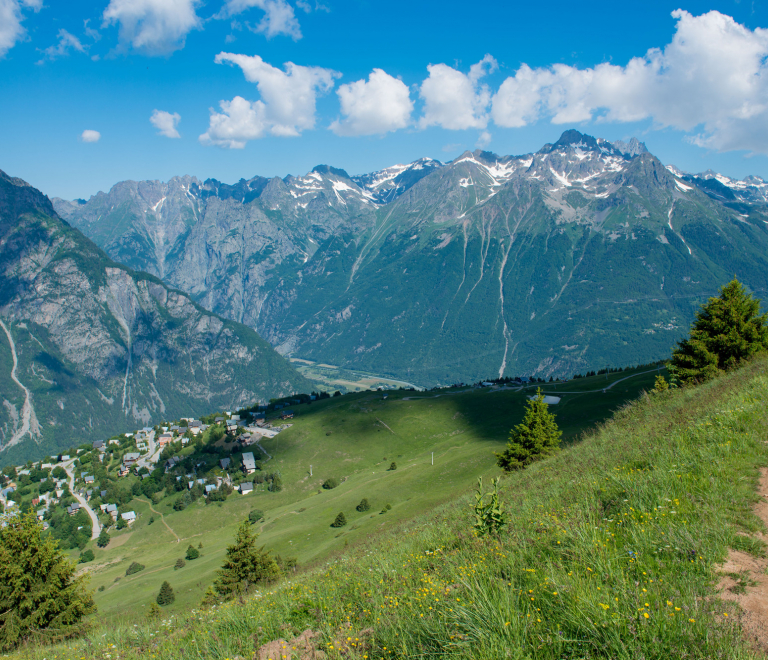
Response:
74,366,664,622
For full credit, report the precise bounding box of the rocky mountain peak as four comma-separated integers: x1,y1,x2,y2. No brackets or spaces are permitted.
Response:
552,129,600,151
311,164,352,180
612,137,648,157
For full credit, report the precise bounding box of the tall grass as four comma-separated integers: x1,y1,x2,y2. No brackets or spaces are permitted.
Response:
11,357,768,659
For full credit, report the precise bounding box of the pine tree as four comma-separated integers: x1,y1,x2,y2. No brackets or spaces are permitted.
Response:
185,544,200,560
156,581,175,606
0,512,95,650
214,521,279,599
496,389,562,471
670,279,768,384
356,498,371,512
331,512,347,527
388,462,397,471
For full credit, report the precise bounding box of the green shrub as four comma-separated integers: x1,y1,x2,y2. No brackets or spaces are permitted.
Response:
185,545,200,560
97,585,105,592
125,562,145,576
78,549,94,564
116,517,127,530
248,509,265,524
330,512,347,527
268,476,282,493
96,529,110,548
322,478,339,490
356,498,371,512
388,462,397,471
174,558,186,570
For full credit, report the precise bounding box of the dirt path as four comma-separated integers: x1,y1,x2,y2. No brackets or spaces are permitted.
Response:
717,467,768,651
255,439,272,462
135,497,180,543
375,418,396,434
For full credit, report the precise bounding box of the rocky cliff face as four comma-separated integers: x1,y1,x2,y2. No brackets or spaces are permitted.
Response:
0,170,311,464
54,131,768,385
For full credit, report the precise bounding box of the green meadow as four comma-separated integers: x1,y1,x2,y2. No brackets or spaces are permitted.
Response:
73,366,664,623
17,356,768,659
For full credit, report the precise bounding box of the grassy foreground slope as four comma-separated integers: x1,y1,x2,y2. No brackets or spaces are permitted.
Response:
74,367,661,621
19,357,768,659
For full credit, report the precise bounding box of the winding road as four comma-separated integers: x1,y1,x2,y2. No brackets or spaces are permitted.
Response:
62,458,101,540
402,367,663,401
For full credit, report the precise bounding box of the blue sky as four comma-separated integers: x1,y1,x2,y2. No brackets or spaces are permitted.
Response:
2,0,768,199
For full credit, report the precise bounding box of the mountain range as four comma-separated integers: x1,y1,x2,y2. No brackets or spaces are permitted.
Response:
53,130,768,386
0,170,311,465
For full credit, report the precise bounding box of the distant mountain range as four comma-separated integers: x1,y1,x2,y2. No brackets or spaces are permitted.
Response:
0,170,311,465
52,130,768,386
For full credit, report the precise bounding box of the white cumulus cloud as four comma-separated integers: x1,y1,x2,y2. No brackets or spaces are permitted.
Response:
218,0,301,40
491,10,768,153
102,0,201,55
200,52,338,148
0,0,41,58
330,69,413,136
150,110,181,138
419,54,497,130
80,129,101,143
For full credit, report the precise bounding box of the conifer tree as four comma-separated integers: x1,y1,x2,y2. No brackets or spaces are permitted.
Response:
0,512,95,650
331,512,347,527
214,521,279,599
185,544,200,560
156,581,175,606
670,279,768,384
356,498,371,512
496,389,561,471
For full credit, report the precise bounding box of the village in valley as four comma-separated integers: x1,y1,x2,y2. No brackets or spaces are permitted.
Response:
0,392,310,556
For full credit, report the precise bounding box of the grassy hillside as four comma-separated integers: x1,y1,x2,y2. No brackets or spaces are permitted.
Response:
15,356,768,660
61,367,663,623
